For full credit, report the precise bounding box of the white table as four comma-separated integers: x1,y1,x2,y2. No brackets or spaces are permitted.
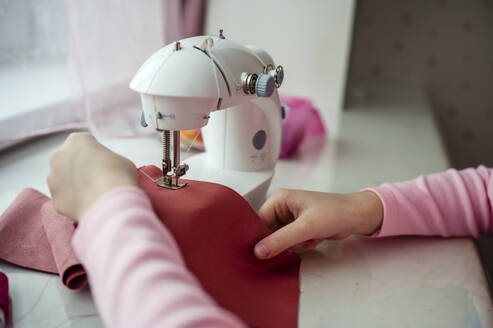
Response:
292,88,492,327
0,89,491,327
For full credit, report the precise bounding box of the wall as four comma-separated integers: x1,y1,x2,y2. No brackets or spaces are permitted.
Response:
204,0,356,133
346,0,493,169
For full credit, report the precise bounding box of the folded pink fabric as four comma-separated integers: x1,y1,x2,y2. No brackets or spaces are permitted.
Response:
0,272,9,320
0,189,86,289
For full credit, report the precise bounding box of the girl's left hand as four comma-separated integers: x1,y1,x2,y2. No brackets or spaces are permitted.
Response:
254,189,383,260
47,132,138,221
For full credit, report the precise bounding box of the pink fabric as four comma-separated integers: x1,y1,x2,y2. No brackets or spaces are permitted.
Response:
279,95,326,158
73,186,245,328
0,189,86,289
366,166,493,238
0,272,9,320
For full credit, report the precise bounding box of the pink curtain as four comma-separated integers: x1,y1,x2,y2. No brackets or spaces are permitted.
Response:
165,0,206,42
0,0,206,145
68,0,206,137
65,0,165,137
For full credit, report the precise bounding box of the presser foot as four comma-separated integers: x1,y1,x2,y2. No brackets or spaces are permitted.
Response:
155,176,188,190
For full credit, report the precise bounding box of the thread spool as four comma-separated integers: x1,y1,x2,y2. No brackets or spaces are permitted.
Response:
0,272,9,328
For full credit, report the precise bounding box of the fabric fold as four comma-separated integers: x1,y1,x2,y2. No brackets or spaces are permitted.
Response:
40,202,87,289
0,188,87,289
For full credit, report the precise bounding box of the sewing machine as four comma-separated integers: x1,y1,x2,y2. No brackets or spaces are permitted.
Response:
130,30,284,210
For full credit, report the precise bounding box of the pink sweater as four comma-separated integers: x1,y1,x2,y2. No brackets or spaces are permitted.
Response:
72,166,493,327
72,187,245,328
366,166,493,238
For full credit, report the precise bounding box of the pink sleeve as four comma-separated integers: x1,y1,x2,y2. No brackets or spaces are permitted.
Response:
365,166,493,238
72,186,245,328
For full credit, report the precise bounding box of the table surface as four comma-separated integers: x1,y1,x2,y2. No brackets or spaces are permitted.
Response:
0,89,491,327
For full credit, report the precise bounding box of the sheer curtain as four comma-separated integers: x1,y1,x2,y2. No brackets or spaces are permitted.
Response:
0,0,204,145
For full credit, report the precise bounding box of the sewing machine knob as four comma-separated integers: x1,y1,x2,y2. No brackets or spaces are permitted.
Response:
275,65,284,87
255,74,275,97
253,129,267,150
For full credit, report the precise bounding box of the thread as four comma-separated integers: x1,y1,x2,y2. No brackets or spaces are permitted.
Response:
209,47,242,90
184,130,201,155
53,313,99,328
13,276,53,324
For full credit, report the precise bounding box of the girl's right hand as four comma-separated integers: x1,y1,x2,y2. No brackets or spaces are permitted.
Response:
254,189,384,260
47,133,138,222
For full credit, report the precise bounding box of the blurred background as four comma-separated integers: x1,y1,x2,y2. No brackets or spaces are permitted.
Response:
0,0,492,169
346,0,493,169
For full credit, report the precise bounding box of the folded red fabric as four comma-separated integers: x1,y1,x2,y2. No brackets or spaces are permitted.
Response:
0,189,86,289
0,166,300,327
0,272,9,320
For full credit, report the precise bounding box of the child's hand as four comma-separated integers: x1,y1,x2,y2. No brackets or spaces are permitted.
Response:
254,189,383,259
47,132,138,221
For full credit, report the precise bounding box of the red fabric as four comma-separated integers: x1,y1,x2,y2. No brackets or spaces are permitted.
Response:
0,272,9,319
0,189,86,289
138,165,300,328
0,166,300,327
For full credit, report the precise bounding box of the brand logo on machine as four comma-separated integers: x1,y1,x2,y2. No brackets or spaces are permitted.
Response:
151,113,176,120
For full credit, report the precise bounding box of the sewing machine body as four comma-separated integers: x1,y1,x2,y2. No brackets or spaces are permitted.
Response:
130,33,284,209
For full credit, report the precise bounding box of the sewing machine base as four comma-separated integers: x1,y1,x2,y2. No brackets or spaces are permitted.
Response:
184,153,273,211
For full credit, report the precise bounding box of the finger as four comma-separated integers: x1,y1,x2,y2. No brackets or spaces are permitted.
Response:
257,197,280,230
67,131,93,142
63,132,95,151
291,238,324,253
328,232,351,240
258,189,294,230
46,173,55,197
49,149,61,167
254,216,314,259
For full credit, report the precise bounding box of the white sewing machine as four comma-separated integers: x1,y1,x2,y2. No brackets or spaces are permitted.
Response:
130,30,284,210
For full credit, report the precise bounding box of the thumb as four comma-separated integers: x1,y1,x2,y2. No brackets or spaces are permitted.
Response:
254,218,314,260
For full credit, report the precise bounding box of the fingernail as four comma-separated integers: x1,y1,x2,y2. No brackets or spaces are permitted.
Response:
255,243,269,258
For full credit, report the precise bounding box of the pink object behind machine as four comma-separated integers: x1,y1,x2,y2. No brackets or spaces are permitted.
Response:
279,95,326,158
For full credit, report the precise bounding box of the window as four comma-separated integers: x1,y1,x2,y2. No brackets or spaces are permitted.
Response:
0,0,178,146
